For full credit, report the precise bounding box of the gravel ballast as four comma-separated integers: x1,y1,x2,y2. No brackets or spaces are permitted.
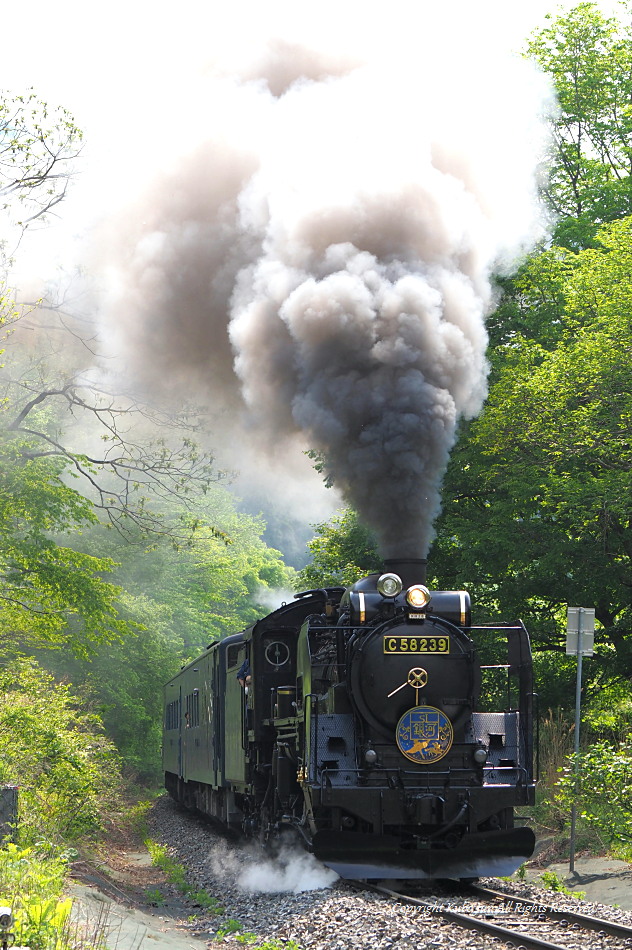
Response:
149,796,632,950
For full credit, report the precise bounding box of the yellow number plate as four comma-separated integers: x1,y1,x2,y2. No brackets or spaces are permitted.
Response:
383,636,450,654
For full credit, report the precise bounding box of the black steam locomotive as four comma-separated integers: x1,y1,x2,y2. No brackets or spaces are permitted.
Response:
163,559,536,879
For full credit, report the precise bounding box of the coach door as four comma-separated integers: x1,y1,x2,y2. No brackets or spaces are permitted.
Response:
223,642,248,784
177,684,183,777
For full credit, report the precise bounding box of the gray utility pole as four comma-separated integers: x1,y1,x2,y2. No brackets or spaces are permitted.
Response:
566,606,595,874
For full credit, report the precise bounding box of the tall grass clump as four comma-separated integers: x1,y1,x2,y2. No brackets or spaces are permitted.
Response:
534,707,574,831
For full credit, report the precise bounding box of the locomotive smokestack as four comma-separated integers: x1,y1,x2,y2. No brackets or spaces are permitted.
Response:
383,558,427,587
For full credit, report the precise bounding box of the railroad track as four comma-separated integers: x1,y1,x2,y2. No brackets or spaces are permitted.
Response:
348,879,632,950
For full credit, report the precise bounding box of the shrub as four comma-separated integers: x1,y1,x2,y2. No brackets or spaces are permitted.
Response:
556,738,632,850
0,657,124,844
0,844,91,950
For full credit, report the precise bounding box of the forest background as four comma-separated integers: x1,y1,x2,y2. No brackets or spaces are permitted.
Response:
1,0,631,867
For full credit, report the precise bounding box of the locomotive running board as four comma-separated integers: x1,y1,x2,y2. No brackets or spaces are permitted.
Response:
312,827,536,880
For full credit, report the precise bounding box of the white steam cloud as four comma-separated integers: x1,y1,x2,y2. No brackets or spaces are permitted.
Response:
86,22,551,558
238,844,339,893
198,833,338,894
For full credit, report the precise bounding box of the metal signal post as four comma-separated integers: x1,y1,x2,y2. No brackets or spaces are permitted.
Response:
566,607,595,874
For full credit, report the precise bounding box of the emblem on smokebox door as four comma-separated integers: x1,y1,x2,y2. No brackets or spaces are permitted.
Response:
396,705,453,764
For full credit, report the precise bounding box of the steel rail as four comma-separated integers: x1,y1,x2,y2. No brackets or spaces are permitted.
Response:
348,880,626,950
469,883,632,942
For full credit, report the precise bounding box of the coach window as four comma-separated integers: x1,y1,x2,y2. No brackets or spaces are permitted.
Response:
226,644,240,672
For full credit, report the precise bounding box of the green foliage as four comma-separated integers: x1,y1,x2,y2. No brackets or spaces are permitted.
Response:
296,508,380,589
80,484,295,652
491,2,632,353
0,353,141,653
246,939,302,950
487,249,576,350
16,896,74,950
556,739,632,846
40,485,295,779
0,658,124,844
216,920,244,936
187,889,223,911
0,434,131,653
145,840,187,888
583,680,632,743
526,2,632,248
433,216,632,667
221,931,302,950
537,870,584,899
0,843,66,898
144,888,166,906
0,844,98,950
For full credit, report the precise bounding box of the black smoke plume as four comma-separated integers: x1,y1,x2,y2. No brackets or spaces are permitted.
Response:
98,37,548,558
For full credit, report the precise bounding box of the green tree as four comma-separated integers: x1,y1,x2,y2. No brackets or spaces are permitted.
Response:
433,216,632,674
526,2,632,249
0,431,130,653
0,299,223,654
556,739,632,851
296,508,380,589
0,658,123,843
489,2,632,352
42,485,296,778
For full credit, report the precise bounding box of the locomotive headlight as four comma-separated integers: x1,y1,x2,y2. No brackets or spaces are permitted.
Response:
473,746,488,764
406,585,431,609
377,573,403,598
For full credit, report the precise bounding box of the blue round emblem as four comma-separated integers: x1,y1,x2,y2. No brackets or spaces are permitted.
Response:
396,705,453,764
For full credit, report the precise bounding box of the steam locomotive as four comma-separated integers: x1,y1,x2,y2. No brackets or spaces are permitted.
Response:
163,559,536,879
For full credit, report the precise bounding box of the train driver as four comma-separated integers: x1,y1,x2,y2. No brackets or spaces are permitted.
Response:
237,657,251,688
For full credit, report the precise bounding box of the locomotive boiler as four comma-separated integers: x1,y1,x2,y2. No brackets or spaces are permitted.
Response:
163,559,536,879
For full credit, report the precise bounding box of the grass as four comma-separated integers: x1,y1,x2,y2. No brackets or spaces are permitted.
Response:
145,838,224,913
537,870,585,900
144,887,166,906
216,926,302,950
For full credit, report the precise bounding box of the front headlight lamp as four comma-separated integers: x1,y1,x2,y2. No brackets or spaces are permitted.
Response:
377,573,403,598
406,585,431,609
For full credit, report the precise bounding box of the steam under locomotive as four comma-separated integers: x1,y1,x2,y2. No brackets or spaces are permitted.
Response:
163,559,536,879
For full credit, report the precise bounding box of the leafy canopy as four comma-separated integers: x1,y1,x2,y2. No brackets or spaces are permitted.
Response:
296,508,380,589
526,2,632,248
433,215,632,663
